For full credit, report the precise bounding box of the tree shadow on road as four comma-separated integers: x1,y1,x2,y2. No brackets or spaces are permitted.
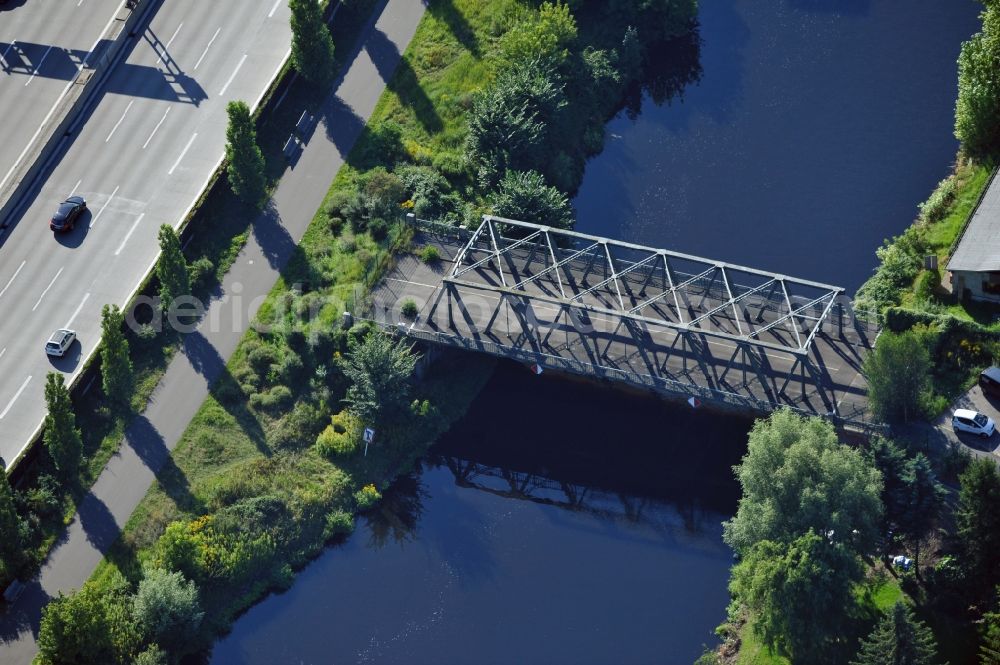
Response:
126,415,203,515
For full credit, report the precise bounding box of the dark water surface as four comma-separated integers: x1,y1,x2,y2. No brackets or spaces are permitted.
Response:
210,362,751,664
575,0,981,292
212,2,981,663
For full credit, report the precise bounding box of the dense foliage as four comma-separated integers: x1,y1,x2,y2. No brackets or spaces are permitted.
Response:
101,304,134,410
956,2,1000,153
723,409,882,557
862,330,932,423
156,225,191,309
43,373,82,484
851,602,941,665
289,0,336,86
225,100,267,207
337,332,419,428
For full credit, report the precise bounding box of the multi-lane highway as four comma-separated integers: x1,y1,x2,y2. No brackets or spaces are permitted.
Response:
0,0,293,467
0,0,127,203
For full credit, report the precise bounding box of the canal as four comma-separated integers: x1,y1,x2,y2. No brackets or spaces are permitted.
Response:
211,0,980,662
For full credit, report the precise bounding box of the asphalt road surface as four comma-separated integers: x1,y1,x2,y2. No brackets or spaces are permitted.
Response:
0,1,426,661
0,0,293,468
0,0,127,203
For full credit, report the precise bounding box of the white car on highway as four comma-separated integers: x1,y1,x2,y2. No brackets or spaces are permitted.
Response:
952,408,996,438
45,329,76,357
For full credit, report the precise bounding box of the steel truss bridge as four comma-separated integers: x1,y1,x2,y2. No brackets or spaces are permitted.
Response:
366,215,877,427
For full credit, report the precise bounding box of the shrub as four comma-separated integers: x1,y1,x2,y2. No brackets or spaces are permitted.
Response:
133,568,204,653
918,177,957,223
956,5,1000,153
249,385,293,414
489,170,575,230
395,164,459,220
465,59,566,187
354,483,382,510
188,256,215,292
401,299,419,319
418,245,441,263
913,269,941,302
246,341,280,376
315,411,360,457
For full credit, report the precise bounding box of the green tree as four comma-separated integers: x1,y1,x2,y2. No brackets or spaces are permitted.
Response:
956,458,1000,601
38,574,139,665
896,453,945,573
723,409,883,557
157,225,190,308
851,602,940,665
498,1,578,68
289,0,335,86
101,304,134,410
956,4,1000,153
489,170,575,230
225,100,267,207
0,471,23,577
465,60,566,187
133,568,204,653
982,611,1000,665
867,436,910,535
43,372,82,483
337,332,419,427
730,530,862,663
134,644,168,665
863,330,932,423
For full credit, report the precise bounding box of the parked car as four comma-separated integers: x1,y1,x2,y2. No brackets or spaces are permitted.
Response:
50,196,86,232
45,329,76,357
952,408,996,438
981,366,1000,399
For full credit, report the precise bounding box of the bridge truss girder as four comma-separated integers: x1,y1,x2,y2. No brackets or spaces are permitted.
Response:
446,216,845,357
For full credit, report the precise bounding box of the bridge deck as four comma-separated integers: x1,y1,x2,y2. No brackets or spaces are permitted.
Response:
365,227,876,428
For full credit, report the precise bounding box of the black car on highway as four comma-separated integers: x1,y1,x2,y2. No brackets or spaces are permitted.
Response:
50,196,86,232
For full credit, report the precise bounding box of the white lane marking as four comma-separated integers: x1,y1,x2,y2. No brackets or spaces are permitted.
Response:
24,45,53,86
69,179,82,196
33,267,64,311
194,27,221,70
168,133,197,175
105,100,134,143
268,0,282,18
155,22,183,66
0,1,127,194
0,376,32,420
78,0,84,6
218,54,247,96
115,213,144,255
143,108,170,149
65,292,90,328
89,185,120,228
0,260,26,301
0,348,6,361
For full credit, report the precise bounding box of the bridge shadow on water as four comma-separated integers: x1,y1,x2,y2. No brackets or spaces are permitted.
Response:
425,358,752,528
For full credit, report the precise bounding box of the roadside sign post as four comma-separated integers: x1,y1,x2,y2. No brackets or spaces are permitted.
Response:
363,427,375,456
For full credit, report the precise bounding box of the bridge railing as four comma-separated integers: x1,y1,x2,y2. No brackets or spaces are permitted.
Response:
363,315,885,434
400,214,882,341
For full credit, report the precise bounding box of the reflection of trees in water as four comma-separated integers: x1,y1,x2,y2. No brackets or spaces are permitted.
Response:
363,471,427,550
623,29,704,119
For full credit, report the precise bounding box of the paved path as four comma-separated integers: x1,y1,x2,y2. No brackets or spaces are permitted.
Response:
0,0,293,468
0,1,426,661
